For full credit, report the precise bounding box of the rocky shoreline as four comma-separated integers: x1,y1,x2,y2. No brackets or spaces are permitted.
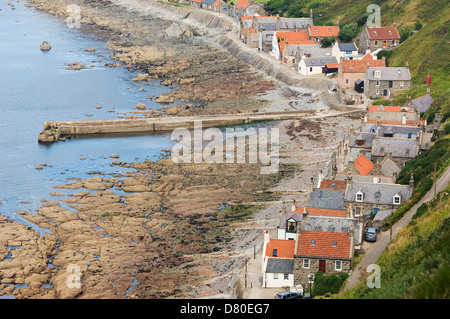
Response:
0,0,359,299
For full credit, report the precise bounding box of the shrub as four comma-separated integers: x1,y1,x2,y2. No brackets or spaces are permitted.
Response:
313,272,347,296
415,22,423,30
338,22,358,42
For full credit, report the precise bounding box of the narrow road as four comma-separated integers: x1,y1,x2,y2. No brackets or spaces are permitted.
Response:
344,165,450,291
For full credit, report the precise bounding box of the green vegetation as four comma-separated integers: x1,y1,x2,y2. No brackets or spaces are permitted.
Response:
313,271,348,296
341,186,450,298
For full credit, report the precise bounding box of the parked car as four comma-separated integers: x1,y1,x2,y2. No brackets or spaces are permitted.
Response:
275,291,302,299
365,227,379,242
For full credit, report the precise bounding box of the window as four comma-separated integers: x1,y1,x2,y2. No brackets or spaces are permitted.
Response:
376,80,380,86
335,260,342,271
345,79,349,85
406,148,410,156
318,191,323,198
375,191,381,199
393,194,401,205
400,81,404,87
376,89,379,95
356,139,365,146
375,70,381,78
356,191,363,202
310,67,313,72
346,50,352,54
408,133,412,139
284,274,289,280
273,273,279,279
272,249,278,257
332,241,337,246
329,227,335,232
303,259,310,269
315,227,321,231
311,240,315,245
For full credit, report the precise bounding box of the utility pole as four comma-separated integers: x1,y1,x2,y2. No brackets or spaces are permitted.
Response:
434,163,437,198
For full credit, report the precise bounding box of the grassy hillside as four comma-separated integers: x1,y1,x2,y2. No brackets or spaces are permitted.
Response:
340,185,450,298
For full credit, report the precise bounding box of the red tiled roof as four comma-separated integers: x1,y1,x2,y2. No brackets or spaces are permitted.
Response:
192,0,203,3
265,239,295,258
366,119,426,126
342,59,385,73
326,63,339,68
277,30,315,51
319,179,347,190
241,16,254,21
309,26,339,38
368,105,415,112
296,231,351,259
361,52,374,61
287,206,347,217
367,26,400,40
354,154,375,175
234,0,250,10
212,0,221,6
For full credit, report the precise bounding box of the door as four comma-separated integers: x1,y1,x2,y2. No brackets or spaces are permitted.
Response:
383,41,387,47
319,260,326,273
383,89,388,96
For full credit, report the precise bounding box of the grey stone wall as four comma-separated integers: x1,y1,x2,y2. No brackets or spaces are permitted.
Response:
293,257,352,286
364,79,412,98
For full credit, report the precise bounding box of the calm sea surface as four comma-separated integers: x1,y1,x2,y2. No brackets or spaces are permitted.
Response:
0,2,176,233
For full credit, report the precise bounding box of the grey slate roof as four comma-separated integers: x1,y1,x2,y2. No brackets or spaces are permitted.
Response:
302,215,361,246
411,94,434,113
349,132,375,148
259,23,276,31
279,212,304,229
202,0,217,5
266,258,294,274
367,67,411,81
345,182,411,205
280,18,313,29
378,125,421,138
344,147,365,166
285,44,298,56
338,43,357,51
372,137,419,158
300,47,332,58
304,56,337,67
335,173,395,184
380,156,402,177
308,188,345,210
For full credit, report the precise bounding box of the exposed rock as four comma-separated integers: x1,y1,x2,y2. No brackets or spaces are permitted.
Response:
135,103,146,110
163,22,195,39
40,41,51,51
155,94,174,104
84,48,97,52
65,62,88,70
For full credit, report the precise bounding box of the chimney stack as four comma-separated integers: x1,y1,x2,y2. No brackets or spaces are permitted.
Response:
350,124,354,135
405,61,409,69
349,224,355,261
426,88,431,96
291,199,297,212
310,8,313,19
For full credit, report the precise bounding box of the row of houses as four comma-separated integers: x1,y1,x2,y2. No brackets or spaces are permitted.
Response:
261,104,429,288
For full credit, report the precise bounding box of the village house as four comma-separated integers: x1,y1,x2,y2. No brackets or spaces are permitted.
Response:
358,23,400,54
277,202,348,240
338,55,385,90
410,89,434,113
201,0,225,12
298,56,338,75
371,136,420,167
233,0,250,19
331,42,358,61
363,64,412,98
262,231,295,288
364,105,422,126
344,177,414,216
190,0,203,9
271,30,313,61
334,172,396,185
308,25,339,43
293,230,354,286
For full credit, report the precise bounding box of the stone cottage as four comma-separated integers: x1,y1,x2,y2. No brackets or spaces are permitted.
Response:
358,24,400,54
364,64,412,98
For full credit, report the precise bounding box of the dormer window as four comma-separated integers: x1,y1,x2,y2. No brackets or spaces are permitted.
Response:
375,70,381,78
329,227,335,232
318,191,323,198
356,191,364,202
375,191,381,199
311,240,315,245
356,138,365,146
393,194,401,205
373,30,377,34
